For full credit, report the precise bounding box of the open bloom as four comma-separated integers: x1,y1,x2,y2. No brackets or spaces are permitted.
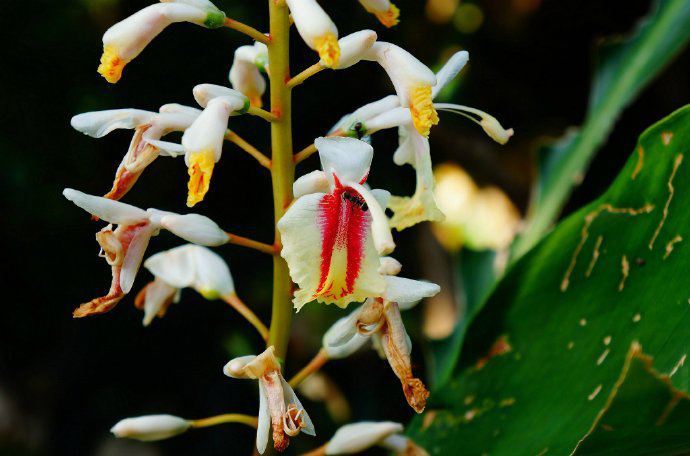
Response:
324,259,439,413
71,105,200,201
229,44,268,108
324,421,428,455
224,347,315,453
333,50,513,230
111,414,190,442
98,0,226,83
278,137,394,310
135,244,235,325
285,0,340,68
63,189,227,317
358,0,400,28
181,84,249,207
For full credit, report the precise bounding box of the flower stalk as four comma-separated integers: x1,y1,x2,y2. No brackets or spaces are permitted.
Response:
288,348,329,388
190,413,259,429
267,0,296,361
224,130,272,169
223,17,271,45
225,232,277,255
223,294,270,341
287,63,324,89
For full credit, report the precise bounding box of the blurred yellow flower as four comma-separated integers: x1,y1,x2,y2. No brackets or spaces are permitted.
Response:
432,163,521,251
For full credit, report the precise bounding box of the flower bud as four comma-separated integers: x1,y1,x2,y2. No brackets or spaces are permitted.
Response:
111,414,190,442
158,213,228,246
325,421,403,454
285,0,340,68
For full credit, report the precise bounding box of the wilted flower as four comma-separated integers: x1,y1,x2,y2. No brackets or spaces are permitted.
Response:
278,137,394,310
229,44,268,107
182,84,249,207
71,105,200,201
224,346,315,453
358,0,400,28
98,0,226,83
432,163,521,251
111,414,190,442
135,244,235,326
324,259,439,413
322,421,428,455
285,0,340,68
63,189,227,317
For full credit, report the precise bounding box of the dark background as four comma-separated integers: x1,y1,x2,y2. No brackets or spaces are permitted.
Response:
1,0,689,454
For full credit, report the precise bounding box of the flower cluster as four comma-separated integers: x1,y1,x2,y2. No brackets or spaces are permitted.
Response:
67,0,513,454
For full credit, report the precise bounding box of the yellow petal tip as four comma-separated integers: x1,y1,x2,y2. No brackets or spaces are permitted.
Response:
375,3,400,28
186,150,215,207
97,45,126,84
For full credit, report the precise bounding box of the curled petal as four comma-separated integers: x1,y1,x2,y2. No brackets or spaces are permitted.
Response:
346,182,395,255
73,268,125,318
70,109,156,138
293,170,330,198
383,275,440,310
280,377,315,436
223,355,258,379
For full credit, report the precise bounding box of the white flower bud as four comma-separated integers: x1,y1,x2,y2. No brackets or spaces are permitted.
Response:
110,414,190,442
159,213,228,246
325,421,403,454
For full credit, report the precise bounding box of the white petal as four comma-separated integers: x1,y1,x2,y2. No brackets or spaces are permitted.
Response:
293,170,330,198
159,103,202,117
63,188,149,225
365,107,412,134
142,279,178,326
145,139,186,157
316,137,373,187
120,226,154,293
329,95,400,135
164,0,220,11
323,312,361,348
70,109,156,138
333,30,377,69
383,275,440,309
280,377,315,436
190,245,235,297
144,245,197,289
229,46,267,104
346,182,395,255
378,256,402,276
380,434,410,453
432,50,469,99
182,97,237,162
325,421,403,455
111,414,190,442
256,383,270,454
393,126,415,166
223,355,257,379
192,83,249,110
371,188,391,211
160,213,228,246
285,0,338,50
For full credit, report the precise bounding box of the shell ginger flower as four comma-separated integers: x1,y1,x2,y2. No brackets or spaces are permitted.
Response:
278,137,395,311
98,0,226,83
135,244,236,326
324,262,440,413
224,346,315,453
285,0,340,68
358,0,401,28
229,44,268,108
70,105,200,201
63,189,228,317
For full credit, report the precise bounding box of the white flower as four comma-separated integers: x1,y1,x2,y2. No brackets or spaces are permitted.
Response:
182,84,249,207
135,244,235,325
285,0,340,68
71,106,199,201
98,0,226,83
111,414,190,442
324,421,427,455
63,188,227,317
278,137,394,311
223,347,315,453
327,30,377,70
323,261,439,413
229,45,268,108
358,0,400,28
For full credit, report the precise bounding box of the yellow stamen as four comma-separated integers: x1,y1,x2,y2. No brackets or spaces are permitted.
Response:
186,150,215,207
374,4,400,28
410,85,439,137
314,33,340,68
97,45,127,84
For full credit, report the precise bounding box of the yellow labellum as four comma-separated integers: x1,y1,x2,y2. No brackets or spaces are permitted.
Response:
98,45,128,84
388,191,444,231
409,85,439,137
374,3,400,28
187,150,215,207
315,33,340,68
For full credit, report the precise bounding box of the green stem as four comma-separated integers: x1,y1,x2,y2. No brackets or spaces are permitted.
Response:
267,0,295,361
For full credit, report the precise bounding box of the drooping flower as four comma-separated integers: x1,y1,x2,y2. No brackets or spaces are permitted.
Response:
135,244,235,326
278,137,395,310
323,259,439,413
98,0,226,83
111,415,191,442
182,84,249,207
63,189,227,317
71,105,200,201
224,346,315,453
323,421,428,455
358,0,400,28
333,50,513,230
229,44,268,108
285,0,340,68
